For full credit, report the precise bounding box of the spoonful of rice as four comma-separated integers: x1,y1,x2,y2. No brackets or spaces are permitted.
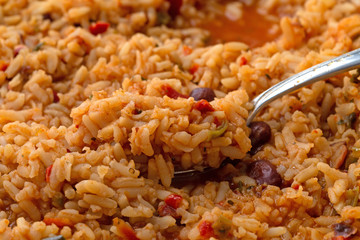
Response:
246,48,360,125
174,48,360,180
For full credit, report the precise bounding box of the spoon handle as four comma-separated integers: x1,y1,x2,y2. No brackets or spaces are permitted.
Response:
247,48,360,126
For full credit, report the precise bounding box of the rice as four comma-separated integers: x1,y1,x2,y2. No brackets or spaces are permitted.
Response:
1,0,360,239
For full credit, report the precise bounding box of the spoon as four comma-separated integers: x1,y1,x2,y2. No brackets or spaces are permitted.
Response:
174,48,360,179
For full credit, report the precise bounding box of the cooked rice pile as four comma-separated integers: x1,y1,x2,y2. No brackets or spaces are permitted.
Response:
1,0,360,239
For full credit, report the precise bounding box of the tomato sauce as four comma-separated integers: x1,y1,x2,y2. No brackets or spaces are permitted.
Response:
199,4,279,48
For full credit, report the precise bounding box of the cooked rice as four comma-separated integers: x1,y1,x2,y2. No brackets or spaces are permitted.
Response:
1,0,360,239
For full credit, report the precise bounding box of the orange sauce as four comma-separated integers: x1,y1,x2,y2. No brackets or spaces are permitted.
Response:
199,4,279,48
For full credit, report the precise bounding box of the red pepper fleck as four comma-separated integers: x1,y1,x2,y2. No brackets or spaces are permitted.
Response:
193,99,215,114
183,45,192,55
158,202,180,219
167,0,183,18
214,117,221,127
292,183,300,190
46,165,53,183
165,194,183,209
161,84,188,99
53,90,59,103
189,63,199,75
14,45,25,57
239,56,247,66
198,221,215,239
89,21,110,35
0,61,9,71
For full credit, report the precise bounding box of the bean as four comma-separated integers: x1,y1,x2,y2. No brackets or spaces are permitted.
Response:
249,121,271,154
189,88,216,102
333,222,357,238
247,160,282,187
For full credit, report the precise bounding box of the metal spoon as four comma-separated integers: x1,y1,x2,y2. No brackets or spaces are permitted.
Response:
174,48,360,180
247,48,360,125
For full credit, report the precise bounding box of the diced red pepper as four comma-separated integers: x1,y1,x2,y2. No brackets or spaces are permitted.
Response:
113,218,140,240
292,183,300,190
193,99,215,114
214,117,221,127
239,56,247,66
158,202,180,219
164,194,183,209
0,61,9,71
183,45,192,55
160,84,189,99
43,217,73,228
167,0,183,18
189,63,199,74
53,90,59,103
89,21,110,35
198,221,215,239
14,45,25,57
46,165,53,183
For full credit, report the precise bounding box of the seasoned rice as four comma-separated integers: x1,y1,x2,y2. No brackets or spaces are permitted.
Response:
1,0,360,239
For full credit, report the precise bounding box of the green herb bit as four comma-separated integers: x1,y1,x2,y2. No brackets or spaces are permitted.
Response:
352,186,359,206
51,192,65,209
265,73,271,80
89,94,93,100
42,235,65,240
337,119,344,125
345,156,358,170
157,12,171,26
237,181,243,192
212,215,232,237
345,112,357,128
33,42,44,51
337,112,357,128
207,120,228,141
246,185,254,191
141,76,146,81
346,186,359,207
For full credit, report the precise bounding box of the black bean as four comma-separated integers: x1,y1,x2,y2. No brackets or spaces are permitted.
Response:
247,160,282,187
189,87,216,102
249,121,271,154
333,222,357,238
